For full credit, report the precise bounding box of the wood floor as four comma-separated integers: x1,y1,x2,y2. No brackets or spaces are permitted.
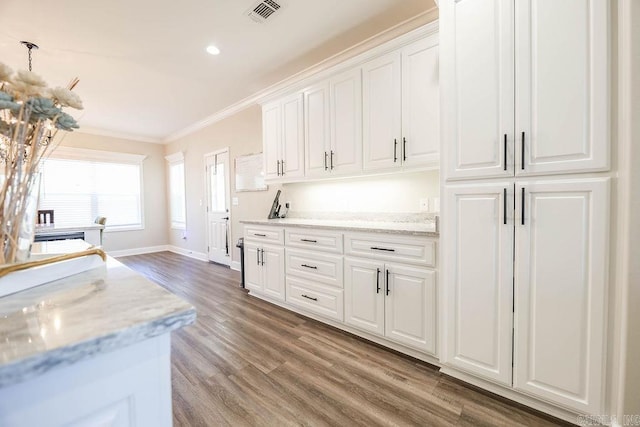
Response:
118,252,571,427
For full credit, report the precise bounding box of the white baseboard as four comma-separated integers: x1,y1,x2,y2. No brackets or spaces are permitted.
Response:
108,245,169,258
230,261,241,271
166,245,208,262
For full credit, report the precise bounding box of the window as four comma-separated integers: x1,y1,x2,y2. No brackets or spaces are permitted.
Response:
39,147,145,231
166,152,186,230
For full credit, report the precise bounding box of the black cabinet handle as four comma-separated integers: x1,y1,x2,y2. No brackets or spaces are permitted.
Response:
254,233,266,237
521,132,525,170
376,268,381,294
256,248,260,265
393,139,398,162
301,264,317,270
521,187,525,225
301,294,318,302
330,151,334,170
300,239,317,243
324,152,328,171
386,269,390,295
503,188,507,225
403,137,407,162
503,134,507,171
276,160,280,176
281,160,285,175
261,249,265,265
370,246,395,252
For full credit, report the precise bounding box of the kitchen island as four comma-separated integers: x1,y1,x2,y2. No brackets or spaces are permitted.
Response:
0,250,195,427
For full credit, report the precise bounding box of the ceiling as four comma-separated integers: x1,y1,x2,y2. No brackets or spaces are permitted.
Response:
0,0,435,143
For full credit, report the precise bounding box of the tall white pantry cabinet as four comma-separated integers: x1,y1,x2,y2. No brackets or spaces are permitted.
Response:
439,0,610,418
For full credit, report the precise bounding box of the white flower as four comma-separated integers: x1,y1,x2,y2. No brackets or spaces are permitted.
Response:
14,70,47,88
50,87,83,110
0,62,13,82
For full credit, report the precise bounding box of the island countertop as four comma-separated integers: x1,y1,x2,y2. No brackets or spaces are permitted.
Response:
0,255,196,388
240,217,439,237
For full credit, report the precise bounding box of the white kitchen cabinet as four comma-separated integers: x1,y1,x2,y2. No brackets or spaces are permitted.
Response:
304,69,362,178
262,93,305,181
441,178,609,412
441,0,608,181
344,257,437,355
363,38,440,173
514,178,609,413
245,242,285,301
442,182,515,386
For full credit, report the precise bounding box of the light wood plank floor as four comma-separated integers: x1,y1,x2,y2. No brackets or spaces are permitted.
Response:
118,252,571,427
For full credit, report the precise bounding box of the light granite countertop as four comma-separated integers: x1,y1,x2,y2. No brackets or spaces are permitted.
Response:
240,217,439,237
0,255,196,388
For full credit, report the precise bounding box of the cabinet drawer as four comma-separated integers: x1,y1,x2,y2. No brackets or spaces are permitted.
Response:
244,226,284,245
345,233,436,267
285,249,343,288
286,276,344,322
285,229,343,254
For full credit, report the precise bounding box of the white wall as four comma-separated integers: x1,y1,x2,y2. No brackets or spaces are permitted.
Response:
281,170,439,214
55,132,168,252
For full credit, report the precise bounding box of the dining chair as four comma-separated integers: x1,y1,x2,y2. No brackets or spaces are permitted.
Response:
37,210,54,225
94,216,107,246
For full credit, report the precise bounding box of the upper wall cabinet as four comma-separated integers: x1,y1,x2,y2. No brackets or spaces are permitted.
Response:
263,93,305,182
441,0,609,181
363,37,440,173
305,68,363,178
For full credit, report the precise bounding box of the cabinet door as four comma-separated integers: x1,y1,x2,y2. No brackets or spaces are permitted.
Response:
401,37,440,168
440,0,514,180
330,68,362,175
441,182,514,385
262,245,285,301
344,257,385,336
262,103,281,180
281,93,305,179
515,0,609,176
362,52,402,171
304,83,330,178
245,242,263,293
514,178,609,413
384,263,436,354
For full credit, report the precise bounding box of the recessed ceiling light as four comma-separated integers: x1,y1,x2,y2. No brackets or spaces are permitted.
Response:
206,45,220,55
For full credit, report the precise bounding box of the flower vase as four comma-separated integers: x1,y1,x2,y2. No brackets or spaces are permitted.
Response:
1,171,41,264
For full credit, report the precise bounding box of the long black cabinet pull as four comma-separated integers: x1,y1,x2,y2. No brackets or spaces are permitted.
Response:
301,294,318,302
503,134,508,171
261,249,265,265
324,152,328,171
503,188,507,225
301,264,318,270
386,269,390,295
276,160,281,176
370,246,395,252
403,137,407,162
281,160,285,175
376,268,381,294
393,139,398,162
521,187,525,225
521,132,525,170
330,151,334,170
300,239,317,243
257,249,260,265
254,233,266,237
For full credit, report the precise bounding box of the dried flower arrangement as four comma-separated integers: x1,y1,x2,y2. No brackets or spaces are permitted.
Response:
0,61,83,264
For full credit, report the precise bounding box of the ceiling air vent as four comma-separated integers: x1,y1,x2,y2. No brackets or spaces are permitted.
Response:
247,0,284,23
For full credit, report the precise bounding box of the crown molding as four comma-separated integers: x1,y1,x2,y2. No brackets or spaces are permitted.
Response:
164,10,439,143
78,127,164,144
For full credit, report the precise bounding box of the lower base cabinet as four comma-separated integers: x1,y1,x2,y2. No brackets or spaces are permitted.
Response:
344,257,437,355
245,242,285,301
286,275,344,322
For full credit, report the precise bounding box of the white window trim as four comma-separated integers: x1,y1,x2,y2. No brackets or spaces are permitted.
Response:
46,146,146,232
165,151,186,230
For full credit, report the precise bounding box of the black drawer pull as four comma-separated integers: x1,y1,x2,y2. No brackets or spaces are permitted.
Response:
301,294,318,301
376,268,381,294
300,239,317,243
370,246,395,252
386,269,390,295
254,233,267,237
301,264,318,270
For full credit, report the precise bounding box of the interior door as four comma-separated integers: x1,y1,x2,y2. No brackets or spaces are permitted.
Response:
384,263,436,354
514,178,609,414
441,182,514,385
206,150,231,265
